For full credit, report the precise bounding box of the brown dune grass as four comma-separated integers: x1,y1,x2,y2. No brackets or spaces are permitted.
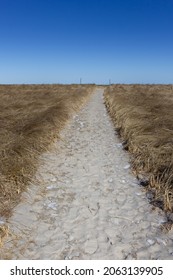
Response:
0,84,94,219
104,84,173,213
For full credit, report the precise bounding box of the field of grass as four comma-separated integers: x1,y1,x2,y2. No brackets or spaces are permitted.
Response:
104,84,173,213
0,84,94,219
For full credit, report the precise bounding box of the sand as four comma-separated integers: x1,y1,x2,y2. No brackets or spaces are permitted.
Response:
0,88,173,259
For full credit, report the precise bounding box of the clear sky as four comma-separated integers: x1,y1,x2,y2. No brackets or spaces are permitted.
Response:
0,0,173,84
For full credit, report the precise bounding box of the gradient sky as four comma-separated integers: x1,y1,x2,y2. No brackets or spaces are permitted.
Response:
0,0,173,84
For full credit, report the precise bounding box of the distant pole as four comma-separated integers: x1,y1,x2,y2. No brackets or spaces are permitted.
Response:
80,78,82,84
109,79,111,85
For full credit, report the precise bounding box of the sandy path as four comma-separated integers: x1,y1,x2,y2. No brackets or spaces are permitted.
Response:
1,88,173,259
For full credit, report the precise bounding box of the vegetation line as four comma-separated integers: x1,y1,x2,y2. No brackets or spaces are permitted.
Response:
104,84,173,213
0,84,94,219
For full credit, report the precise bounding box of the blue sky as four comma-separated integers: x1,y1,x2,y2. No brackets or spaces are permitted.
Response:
0,0,173,84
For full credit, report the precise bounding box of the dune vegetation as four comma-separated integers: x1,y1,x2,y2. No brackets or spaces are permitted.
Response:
0,84,94,219
104,84,173,213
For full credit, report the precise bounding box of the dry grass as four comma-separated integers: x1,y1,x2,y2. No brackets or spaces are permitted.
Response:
0,225,10,247
0,84,94,219
104,84,173,212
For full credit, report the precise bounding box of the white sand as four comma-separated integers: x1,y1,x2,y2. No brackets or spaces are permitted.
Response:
1,88,173,259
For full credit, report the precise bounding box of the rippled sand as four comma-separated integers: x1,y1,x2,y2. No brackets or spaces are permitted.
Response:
1,88,173,259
